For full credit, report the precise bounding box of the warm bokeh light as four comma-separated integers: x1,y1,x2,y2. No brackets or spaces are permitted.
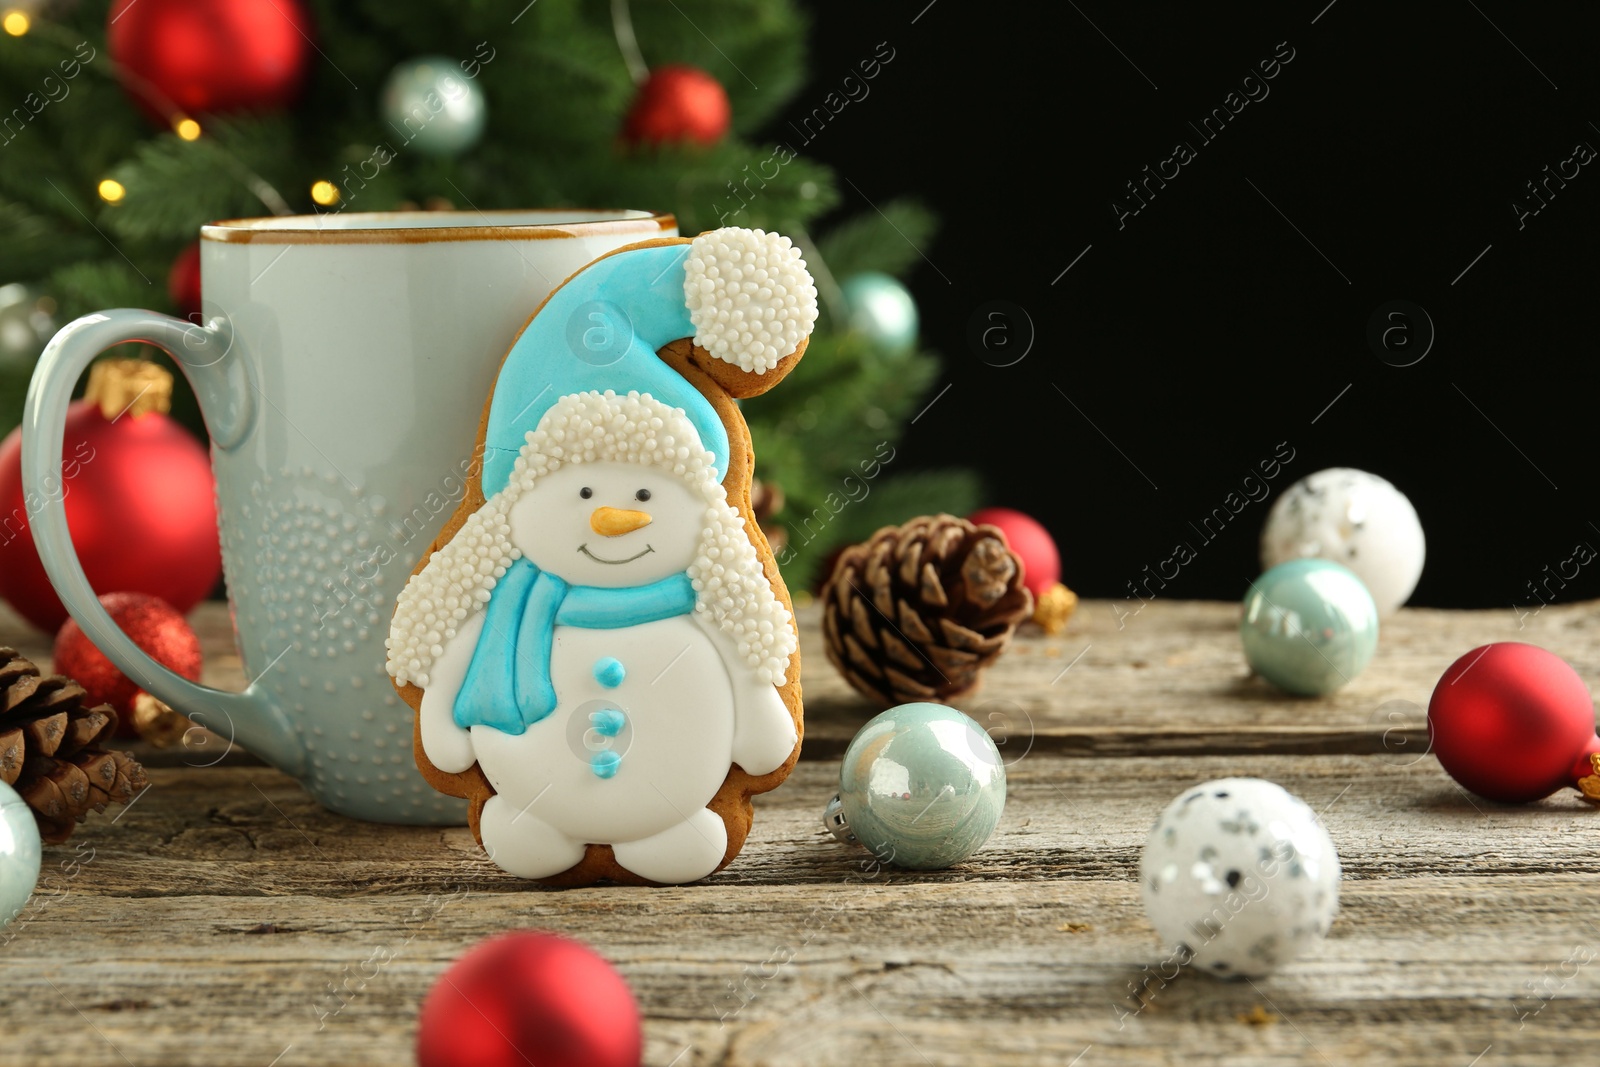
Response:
174,118,201,141
97,179,126,203
1,11,29,36
309,180,339,206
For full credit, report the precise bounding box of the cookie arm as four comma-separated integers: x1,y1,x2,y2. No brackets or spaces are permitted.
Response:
690,612,797,777
418,613,484,774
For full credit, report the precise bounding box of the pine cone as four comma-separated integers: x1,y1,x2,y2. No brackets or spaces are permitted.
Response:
821,514,1034,708
0,648,148,844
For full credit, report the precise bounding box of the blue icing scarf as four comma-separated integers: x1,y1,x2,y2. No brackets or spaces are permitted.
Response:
453,558,697,734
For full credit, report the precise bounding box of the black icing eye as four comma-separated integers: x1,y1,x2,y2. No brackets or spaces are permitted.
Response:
579,487,593,499
635,488,652,502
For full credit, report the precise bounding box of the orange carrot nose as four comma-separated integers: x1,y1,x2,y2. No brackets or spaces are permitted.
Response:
590,507,653,536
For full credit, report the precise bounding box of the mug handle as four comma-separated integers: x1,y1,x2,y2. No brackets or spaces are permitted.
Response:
20,309,306,777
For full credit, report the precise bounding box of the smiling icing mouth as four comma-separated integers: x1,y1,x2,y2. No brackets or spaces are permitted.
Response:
578,544,656,565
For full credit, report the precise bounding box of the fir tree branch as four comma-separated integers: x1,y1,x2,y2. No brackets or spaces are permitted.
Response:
46,258,160,323
818,199,938,279
104,119,296,240
0,194,100,279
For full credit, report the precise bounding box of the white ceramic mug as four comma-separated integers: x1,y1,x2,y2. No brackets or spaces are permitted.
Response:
22,209,676,824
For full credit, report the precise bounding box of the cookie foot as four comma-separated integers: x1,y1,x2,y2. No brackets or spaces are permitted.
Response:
612,808,728,884
480,794,587,879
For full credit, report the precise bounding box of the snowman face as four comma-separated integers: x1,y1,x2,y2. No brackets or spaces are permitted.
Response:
508,460,705,587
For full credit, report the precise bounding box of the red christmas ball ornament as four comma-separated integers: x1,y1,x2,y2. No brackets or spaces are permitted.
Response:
167,242,202,320
54,593,201,734
969,507,1060,598
107,0,312,122
0,360,220,633
1428,642,1600,803
621,64,731,147
417,932,641,1067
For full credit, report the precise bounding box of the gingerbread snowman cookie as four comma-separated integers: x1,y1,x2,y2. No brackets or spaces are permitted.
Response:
386,228,815,886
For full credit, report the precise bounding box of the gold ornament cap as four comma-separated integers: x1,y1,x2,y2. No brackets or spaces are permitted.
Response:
84,359,173,420
1032,582,1079,635
1578,752,1600,804
131,692,192,748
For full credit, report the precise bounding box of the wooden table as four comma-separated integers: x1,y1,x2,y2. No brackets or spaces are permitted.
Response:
5,597,1599,1066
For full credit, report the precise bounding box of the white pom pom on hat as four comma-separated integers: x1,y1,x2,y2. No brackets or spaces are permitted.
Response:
683,227,820,375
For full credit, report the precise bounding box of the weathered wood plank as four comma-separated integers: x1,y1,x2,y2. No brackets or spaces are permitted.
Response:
11,596,1593,761
5,598,1597,1065
4,754,1599,1066
10,876,1593,1067
791,595,1600,758
12,753,1599,888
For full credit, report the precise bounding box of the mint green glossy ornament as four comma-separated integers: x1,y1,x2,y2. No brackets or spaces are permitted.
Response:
1241,558,1379,696
0,780,40,929
840,272,918,353
380,57,486,157
824,702,1005,869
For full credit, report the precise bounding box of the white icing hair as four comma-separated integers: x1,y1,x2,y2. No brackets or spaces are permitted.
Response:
386,390,796,692
684,228,819,374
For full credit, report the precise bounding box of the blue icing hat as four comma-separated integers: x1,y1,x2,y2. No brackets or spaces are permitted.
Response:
480,242,729,497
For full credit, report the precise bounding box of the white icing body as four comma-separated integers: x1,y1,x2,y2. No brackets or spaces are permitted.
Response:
478,616,734,847
422,612,793,882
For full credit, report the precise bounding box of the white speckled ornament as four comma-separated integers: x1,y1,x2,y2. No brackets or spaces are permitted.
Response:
1260,467,1424,615
1140,777,1340,978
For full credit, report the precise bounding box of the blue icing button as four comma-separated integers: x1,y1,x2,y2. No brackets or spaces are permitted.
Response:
590,707,626,738
591,750,622,779
593,656,626,688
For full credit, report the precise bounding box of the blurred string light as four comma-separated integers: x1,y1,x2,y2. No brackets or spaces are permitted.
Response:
1,10,29,35
174,117,201,141
97,179,126,203
309,180,339,206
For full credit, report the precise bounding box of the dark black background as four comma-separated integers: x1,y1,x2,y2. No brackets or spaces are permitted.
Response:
768,1,1600,612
